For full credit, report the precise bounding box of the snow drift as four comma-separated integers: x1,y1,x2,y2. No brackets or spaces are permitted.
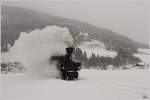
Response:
1,26,73,78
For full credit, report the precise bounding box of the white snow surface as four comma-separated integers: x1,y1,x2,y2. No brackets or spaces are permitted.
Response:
1,69,150,100
78,39,117,58
138,49,150,55
80,48,117,58
134,49,150,65
134,54,150,64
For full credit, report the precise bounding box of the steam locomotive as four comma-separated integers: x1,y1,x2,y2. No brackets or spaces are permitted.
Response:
50,47,81,80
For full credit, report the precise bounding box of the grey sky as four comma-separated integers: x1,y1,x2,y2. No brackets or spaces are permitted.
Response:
2,0,149,44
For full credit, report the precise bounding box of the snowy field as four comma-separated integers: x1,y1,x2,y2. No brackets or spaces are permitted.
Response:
1,69,150,100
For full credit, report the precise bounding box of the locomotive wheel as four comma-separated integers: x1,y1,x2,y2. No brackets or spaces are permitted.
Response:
61,71,67,80
74,72,78,80
68,72,78,80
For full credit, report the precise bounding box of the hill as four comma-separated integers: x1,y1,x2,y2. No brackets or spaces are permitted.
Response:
1,5,148,52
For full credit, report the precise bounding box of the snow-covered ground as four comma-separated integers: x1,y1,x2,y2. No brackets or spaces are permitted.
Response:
134,48,150,66
1,69,150,100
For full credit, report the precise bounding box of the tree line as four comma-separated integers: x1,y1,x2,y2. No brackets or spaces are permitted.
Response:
74,48,141,69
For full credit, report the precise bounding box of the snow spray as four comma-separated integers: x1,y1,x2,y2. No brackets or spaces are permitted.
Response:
1,26,73,78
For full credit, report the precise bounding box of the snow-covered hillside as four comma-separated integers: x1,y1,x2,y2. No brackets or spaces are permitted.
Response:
77,32,117,58
134,49,150,65
1,69,150,100
138,49,150,55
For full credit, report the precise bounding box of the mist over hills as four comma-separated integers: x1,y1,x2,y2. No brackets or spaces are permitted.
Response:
1,5,148,52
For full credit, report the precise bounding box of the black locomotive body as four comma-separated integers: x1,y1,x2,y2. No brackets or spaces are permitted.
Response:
50,47,81,80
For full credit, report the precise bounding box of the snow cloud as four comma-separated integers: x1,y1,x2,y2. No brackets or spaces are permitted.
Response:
1,26,73,78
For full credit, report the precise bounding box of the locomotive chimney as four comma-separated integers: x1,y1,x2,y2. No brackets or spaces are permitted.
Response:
66,47,74,56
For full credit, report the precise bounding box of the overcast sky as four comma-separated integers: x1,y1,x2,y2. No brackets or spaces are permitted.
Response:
2,0,149,44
